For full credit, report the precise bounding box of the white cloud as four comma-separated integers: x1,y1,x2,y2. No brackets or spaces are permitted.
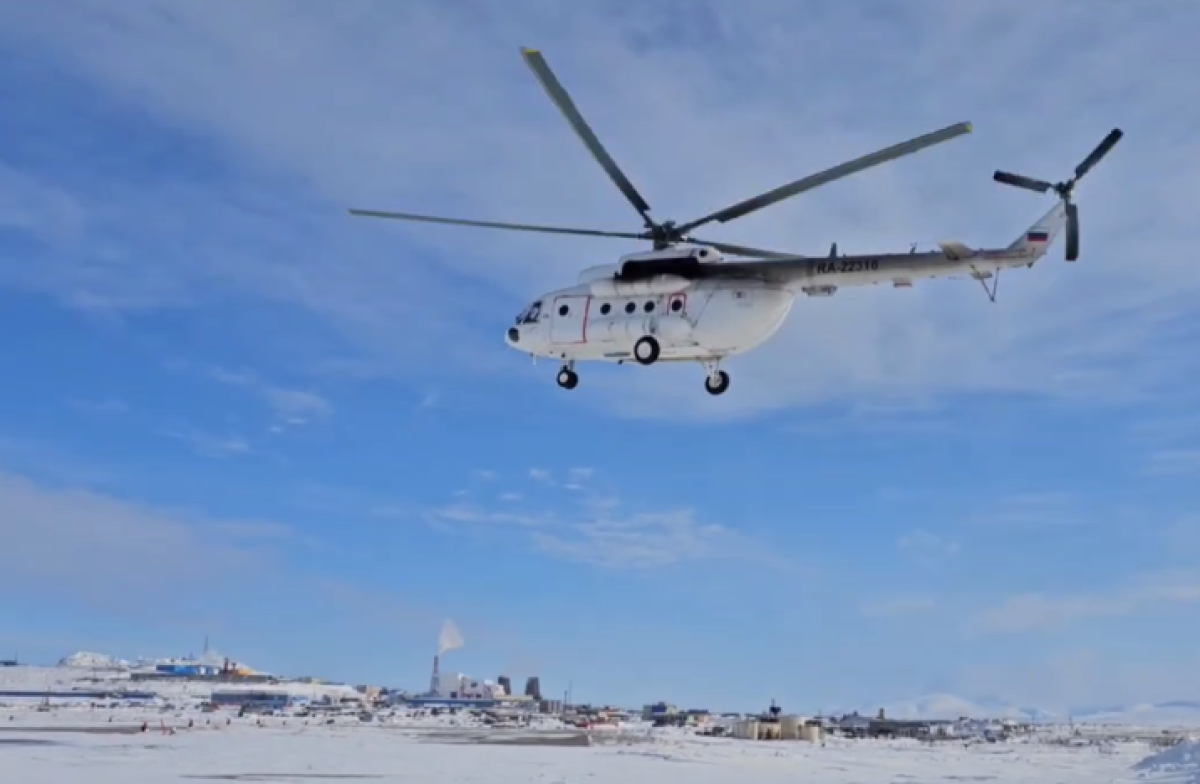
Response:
976,570,1200,634
426,503,549,529
209,368,332,429
1,2,1196,418
897,529,959,566
161,427,252,458
530,507,735,570
528,468,552,483
427,486,780,572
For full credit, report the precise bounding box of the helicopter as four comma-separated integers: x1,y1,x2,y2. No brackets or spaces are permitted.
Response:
350,48,1122,396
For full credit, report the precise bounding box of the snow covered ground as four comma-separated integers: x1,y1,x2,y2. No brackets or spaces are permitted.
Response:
0,706,1194,784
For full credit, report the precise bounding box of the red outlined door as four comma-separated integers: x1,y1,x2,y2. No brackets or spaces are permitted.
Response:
549,295,591,344
667,293,688,317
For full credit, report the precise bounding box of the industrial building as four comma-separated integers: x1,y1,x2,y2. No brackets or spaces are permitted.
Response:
209,690,309,711
398,655,544,710
155,662,222,677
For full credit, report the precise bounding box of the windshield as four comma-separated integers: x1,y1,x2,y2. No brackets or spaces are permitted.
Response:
515,301,542,325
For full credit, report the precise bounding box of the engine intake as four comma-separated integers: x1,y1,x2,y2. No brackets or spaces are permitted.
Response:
619,257,702,281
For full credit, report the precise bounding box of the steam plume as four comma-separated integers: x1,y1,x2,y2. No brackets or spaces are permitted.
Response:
438,619,464,655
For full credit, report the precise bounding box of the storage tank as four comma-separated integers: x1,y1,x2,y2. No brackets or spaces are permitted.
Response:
760,722,781,740
737,719,760,739
780,715,803,740
800,723,824,743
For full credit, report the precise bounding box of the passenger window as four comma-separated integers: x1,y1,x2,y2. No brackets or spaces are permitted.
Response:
644,301,655,313
558,304,569,316
600,303,611,315
624,302,635,314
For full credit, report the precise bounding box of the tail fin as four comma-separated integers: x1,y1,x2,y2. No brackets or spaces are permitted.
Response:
1007,202,1067,260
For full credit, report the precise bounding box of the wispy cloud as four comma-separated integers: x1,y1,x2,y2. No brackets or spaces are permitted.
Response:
209,368,332,430
1,2,1196,418
161,427,252,458
426,503,549,529
531,507,735,570
427,480,783,572
897,529,959,567
975,570,1200,634
965,492,1084,530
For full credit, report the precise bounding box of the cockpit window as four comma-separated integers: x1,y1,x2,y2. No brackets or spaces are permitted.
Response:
515,301,542,325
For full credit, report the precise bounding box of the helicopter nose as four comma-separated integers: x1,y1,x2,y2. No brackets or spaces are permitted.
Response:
506,327,520,344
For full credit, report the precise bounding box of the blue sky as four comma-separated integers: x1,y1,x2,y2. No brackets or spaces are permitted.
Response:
1,0,1199,713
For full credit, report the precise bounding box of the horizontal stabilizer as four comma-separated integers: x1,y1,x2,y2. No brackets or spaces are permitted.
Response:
937,241,976,261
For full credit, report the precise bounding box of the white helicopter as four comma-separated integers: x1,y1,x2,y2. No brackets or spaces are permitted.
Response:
350,48,1122,396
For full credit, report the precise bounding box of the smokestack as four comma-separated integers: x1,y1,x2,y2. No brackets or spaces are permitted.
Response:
497,676,511,696
430,655,440,695
524,676,542,701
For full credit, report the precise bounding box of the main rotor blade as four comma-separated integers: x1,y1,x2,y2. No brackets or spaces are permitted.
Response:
1074,128,1123,181
689,237,802,259
348,209,645,240
993,171,1052,193
675,121,974,234
520,48,654,226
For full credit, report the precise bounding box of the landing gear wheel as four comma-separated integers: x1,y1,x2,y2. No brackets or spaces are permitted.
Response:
556,368,578,390
704,371,730,396
633,336,661,365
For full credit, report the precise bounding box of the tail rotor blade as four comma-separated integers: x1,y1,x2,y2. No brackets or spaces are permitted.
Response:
993,171,1053,193
1064,202,1080,261
1074,128,1123,181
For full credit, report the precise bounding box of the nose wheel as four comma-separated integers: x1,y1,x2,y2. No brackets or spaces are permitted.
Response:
556,366,578,390
704,370,730,396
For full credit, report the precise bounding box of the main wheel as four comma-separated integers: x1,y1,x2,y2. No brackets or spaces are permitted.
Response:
633,336,661,365
556,368,578,390
704,370,730,396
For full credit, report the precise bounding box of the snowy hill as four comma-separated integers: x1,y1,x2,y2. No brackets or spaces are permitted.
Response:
861,694,1059,722
1074,703,1200,728
857,693,1200,727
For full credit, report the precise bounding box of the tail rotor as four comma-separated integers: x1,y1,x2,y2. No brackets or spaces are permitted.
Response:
993,128,1123,261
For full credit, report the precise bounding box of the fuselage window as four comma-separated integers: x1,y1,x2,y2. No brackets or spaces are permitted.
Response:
599,302,611,315
644,301,655,313
624,302,636,314
671,298,683,312
558,304,569,317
